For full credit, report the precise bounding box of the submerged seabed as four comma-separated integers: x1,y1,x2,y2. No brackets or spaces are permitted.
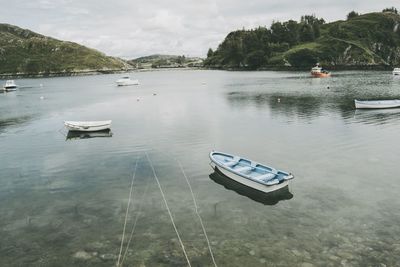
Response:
1,70,400,266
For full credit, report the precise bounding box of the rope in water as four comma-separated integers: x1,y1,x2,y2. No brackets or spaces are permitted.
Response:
120,175,151,266
177,160,218,267
145,152,192,267
116,157,139,267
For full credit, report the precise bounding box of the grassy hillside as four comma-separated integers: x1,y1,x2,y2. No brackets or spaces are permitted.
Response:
205,10,400,69
128,54,203,69
0,24,129,75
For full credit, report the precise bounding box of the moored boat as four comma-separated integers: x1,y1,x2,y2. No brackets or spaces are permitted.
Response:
354,99,400,109
393,68,400,76
311,64,331,78
116,77,139,86
64,120,112,132
3,80,17,91
209,151,294,193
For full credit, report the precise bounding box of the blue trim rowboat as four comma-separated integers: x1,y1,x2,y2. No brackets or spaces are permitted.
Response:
209,151,294,193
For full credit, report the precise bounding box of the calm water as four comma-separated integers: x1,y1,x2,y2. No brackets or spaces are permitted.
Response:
1,70,400,266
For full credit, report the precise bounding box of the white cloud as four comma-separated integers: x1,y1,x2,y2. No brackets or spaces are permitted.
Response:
1,0,399,58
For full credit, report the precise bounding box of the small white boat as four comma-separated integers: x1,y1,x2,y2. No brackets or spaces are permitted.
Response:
116,77,139,86
3,80,17,91
393,68,400,76
354,99,400,109
64,120,112,132
209,151,294,193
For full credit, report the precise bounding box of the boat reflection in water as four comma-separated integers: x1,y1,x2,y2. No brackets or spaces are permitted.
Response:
66,129,113,140
353,108,400,125
209,170,293,205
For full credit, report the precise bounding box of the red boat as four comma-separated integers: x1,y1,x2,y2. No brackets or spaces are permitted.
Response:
311,64,331,78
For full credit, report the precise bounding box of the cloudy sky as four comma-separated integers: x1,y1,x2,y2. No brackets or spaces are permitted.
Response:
1,0,399,59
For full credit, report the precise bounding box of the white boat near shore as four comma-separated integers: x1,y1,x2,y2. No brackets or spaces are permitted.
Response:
3,80,17,91
354,99,400,109
209,151,294,193
393,68,400,76
64,120,112,132
116,77,139,86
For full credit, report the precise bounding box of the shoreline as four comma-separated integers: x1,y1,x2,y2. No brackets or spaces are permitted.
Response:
206,64,394,71
0,67,205,79
0,65,395,79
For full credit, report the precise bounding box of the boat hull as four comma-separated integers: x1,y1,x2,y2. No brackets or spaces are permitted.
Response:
116,80,139,86
209,170,292,205
3,87,17,92
210,162,290,193
354,100,400,109
311,72,331,78
64,121,112,132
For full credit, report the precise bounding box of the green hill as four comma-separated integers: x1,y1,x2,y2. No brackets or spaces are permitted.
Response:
128,54,203,69
205,10,400,70
0,23,130,76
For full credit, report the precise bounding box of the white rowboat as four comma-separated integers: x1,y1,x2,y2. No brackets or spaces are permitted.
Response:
64,120,112,132
116,77,139,86
209,151,294,193
354,99,400,109
393,68,400,76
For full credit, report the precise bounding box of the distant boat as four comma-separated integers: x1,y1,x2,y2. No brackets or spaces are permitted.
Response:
393,68,400,76
354,99,400,109
116,77,139,86
64,120,112,132
311,64,331,78
209,151,294,193
3,80,17,91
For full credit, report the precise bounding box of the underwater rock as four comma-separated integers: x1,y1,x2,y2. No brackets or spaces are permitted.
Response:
249,250,255,256
73,251,92,260
291,249,302,257
100,253,117,261
244,243,253,249
259,258,266,264
300,263,315,267
86,241,105,250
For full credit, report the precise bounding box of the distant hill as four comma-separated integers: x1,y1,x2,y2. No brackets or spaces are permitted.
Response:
128,54,203,69
205,10,400,70
0,23,130,76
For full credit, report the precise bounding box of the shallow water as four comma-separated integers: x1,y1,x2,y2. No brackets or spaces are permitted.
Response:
1,70,400,266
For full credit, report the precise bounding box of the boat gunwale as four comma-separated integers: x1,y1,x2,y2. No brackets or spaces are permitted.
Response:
64,120,112,128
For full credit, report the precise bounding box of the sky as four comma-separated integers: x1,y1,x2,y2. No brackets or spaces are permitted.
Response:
1,0,399,59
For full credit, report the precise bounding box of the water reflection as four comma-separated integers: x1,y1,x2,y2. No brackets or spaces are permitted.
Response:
0,116,32,133
66,130,113,140
209,170,293,205
352,109,400,125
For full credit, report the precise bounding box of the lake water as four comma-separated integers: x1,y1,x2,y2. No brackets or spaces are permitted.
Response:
1,70,400,266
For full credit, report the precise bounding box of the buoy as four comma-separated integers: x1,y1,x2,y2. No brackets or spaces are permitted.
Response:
40,96,44,100
277,98,281,102
327,86,330,89
137,97,140,101
39,83,43,87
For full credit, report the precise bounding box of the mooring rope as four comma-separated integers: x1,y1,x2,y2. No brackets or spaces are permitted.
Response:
145,152,192,267
177,160,218,267
120,175,151,266
116,157,139,267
